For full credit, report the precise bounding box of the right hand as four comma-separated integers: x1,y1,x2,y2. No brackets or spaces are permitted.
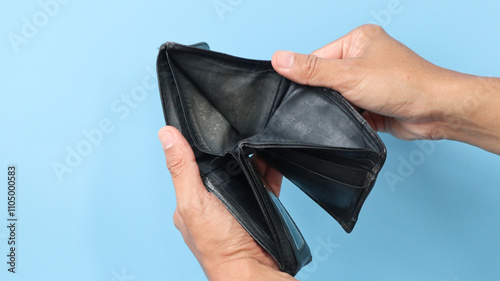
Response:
271,24,478,142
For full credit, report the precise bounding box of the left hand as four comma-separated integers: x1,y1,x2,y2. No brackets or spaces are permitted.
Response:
158,126,296,281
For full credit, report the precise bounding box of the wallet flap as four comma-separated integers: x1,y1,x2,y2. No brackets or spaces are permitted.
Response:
161,42,284,155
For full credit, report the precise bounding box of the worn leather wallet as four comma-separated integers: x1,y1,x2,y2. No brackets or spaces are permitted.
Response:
156,42,386,275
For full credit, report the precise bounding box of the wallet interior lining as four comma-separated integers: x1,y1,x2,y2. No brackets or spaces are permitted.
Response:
168,50,283,154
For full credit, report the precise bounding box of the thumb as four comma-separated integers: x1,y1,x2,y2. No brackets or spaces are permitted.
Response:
271,50,349,91
158,126,207,205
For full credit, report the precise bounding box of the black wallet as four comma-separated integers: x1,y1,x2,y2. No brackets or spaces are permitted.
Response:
156,42,386,275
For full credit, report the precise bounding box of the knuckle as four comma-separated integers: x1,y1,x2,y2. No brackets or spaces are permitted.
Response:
167,154,189,179
301,55,320,83
359,24,385,38
173,209,182,230
176,203,192,222
335,63,369,99
177,193,213,220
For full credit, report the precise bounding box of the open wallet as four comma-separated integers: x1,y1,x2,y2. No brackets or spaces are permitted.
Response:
156,42,387,276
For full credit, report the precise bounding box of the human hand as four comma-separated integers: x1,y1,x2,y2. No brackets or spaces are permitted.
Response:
158,126,297,281
271,24,482,142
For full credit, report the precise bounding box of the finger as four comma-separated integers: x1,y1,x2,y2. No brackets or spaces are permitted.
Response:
271,50,352,92
252,156,283,197
361,111,379,132
264,166,283,197
251,155,267,175
311,37,346,59
311,26,372,59
158,126,208,206
362,111,388,134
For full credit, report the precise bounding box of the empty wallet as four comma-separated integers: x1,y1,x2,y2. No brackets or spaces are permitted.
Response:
156,42,387,276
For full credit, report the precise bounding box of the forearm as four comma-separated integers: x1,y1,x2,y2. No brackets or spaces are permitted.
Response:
435,73,500,154
205,258,298,281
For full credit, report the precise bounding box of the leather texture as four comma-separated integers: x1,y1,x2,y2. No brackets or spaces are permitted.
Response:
156,42,387,276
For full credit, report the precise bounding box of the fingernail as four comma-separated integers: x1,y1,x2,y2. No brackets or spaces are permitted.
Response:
161,130,175,150
277,51,294,69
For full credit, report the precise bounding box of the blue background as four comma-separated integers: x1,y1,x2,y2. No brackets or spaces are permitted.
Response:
1,0,500,280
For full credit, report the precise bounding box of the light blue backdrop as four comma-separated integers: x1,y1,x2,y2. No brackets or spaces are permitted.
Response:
1,1,499,280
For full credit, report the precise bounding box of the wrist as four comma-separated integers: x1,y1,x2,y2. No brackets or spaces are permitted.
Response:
427,70,476,139
432,73,500,153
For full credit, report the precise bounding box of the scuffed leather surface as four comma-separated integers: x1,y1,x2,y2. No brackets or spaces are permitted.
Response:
156,42,386,275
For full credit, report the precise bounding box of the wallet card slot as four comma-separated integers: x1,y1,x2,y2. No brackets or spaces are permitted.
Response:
303,148,378,171
256,148,365,231
259,148,369,188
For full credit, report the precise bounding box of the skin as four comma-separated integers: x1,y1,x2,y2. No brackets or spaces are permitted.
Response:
159,24,500,280
159,127,294,281
272,24,500,155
